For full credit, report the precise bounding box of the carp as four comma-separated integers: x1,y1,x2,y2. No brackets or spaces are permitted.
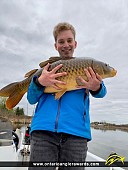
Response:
0,57,117,110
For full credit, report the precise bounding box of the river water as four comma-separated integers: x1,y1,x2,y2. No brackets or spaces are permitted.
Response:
88,128,128,161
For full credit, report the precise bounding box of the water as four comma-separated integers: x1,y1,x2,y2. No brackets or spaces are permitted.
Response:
88,128,128,161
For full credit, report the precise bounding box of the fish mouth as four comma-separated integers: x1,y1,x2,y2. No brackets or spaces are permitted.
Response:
111,68,117,77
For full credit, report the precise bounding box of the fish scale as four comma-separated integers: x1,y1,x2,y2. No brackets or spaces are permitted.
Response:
48,58,88,80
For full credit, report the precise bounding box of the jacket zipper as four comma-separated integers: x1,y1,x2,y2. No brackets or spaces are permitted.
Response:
55,98,61,132
83,91,87,121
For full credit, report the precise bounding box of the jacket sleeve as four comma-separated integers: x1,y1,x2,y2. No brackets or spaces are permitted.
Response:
27,76,45,104
90,81,107,98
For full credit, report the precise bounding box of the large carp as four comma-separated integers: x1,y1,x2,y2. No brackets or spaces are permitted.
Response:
0,57,117,110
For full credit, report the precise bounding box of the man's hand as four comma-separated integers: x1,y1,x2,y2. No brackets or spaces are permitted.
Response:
38,63,67,90
77,67,102,91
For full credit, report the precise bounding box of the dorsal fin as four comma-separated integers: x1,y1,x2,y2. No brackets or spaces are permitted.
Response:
25,57,75,77
24,69,38,78
39,56,75,68
39,56,62,68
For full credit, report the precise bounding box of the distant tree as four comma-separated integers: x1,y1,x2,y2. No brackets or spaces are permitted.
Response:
0,97,25,116
20,108,24,115
15,107,24,116
0,97,7,110
15,107,20,116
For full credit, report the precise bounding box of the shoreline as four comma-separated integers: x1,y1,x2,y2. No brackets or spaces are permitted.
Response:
0,115,32,130
1,116,128,132
91,122,128,132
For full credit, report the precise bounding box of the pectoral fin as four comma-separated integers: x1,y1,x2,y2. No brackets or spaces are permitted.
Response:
55,88,67,99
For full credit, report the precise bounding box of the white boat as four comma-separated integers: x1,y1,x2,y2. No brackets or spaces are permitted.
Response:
16,128,30,161
0,129,19,170
0,128,126,170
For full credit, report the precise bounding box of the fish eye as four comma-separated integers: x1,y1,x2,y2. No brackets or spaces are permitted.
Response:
105,63,108,67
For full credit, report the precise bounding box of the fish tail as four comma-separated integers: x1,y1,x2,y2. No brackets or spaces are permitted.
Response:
0,78,30,110
6,89,25,110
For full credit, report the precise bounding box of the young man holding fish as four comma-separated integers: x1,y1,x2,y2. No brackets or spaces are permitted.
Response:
27,22,107,170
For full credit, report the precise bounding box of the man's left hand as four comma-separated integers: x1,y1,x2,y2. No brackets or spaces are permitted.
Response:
76,67,102,91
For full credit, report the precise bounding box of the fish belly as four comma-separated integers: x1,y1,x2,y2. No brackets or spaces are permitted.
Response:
44,77,77,93
44,74,87,94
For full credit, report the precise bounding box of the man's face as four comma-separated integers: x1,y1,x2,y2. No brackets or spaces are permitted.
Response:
54,30,77,58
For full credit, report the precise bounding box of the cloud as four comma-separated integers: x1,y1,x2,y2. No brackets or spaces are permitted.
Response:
0,0,128,124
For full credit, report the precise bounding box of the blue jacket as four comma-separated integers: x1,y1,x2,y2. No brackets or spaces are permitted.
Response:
27,76,107,141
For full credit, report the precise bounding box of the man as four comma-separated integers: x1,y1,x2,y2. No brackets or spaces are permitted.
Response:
27,22,107,170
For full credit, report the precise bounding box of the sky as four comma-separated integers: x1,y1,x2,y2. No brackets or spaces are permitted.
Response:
0,0,128,124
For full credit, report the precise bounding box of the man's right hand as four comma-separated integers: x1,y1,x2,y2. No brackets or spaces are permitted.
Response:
38,63,67,90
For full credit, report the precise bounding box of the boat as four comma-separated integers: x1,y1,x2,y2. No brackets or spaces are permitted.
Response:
16,127,30,160
0,114,30,169
0,129,19,170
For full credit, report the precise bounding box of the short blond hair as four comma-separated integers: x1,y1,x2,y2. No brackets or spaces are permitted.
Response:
53,22,76,42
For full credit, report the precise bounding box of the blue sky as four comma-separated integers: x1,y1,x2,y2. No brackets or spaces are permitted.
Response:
0,0,128,124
